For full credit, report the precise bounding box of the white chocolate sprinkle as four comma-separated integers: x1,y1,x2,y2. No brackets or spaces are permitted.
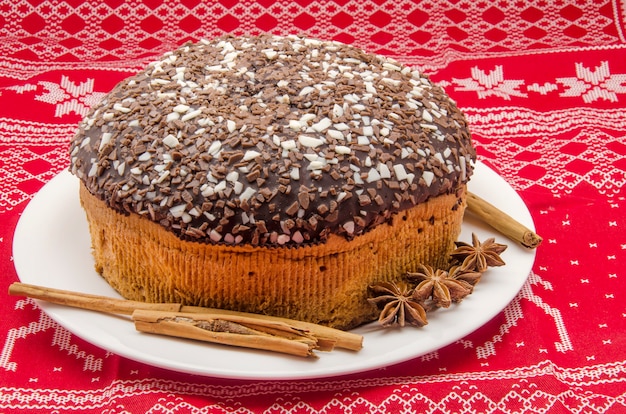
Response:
334,145,350,155
87,162,98,177
113,103,130,113
378,163,391,178
299,86,315,96
298,135,324,148
163,134,179,148
170,204,186,218
422,109,433,122
181,109,202,121
289,120,302,131
138,152,151,162
327,130,344,140
243,150,261,161
227,119,237,133
263,49,278,59
166,112,180,122
393,164,408,181
422,170,435,186
311,117,332,132
290,167,300,180
239,187,256,201
99,133,112,151
209,230,222,242
281,139,297,150
366,168,381,183
208,140,222,155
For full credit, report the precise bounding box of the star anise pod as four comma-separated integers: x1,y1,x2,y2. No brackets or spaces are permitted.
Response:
450,233,507,272
448,264,484,287
407,264,473,308
368,281,428,327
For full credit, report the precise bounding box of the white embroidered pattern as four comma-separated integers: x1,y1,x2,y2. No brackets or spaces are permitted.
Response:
33,76,106,117
557,61,626,103
477,272,573,360
452,62,626,103
0,365,624,412
452,66,527,100
0,299,102,373
527,82,559,95
0,2,624,411
0,143,69,213
468,126,626,194
0,0,618,66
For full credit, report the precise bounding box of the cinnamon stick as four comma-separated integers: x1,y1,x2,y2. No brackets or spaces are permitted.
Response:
466,192,542,249
7,282,180,315
180,305,361,351
8,282,363,352
132,309,318,357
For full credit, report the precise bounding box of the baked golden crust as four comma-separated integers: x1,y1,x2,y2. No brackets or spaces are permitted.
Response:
81,182,466,329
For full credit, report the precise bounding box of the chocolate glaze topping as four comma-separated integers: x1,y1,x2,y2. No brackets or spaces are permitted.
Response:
69,35,476,246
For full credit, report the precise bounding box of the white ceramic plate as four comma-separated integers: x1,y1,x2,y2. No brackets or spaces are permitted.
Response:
13,161,536,380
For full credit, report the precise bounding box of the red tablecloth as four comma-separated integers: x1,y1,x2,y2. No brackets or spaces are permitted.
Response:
2,1,626,412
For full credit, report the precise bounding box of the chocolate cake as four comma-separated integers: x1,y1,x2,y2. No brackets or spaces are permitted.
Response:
70,34,476,329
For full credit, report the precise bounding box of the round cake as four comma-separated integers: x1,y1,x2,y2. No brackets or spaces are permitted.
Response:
69,34,476,330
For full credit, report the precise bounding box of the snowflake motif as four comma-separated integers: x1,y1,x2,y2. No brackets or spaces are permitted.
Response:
451,65,527,100
34,75,106,117
557,61,626,103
